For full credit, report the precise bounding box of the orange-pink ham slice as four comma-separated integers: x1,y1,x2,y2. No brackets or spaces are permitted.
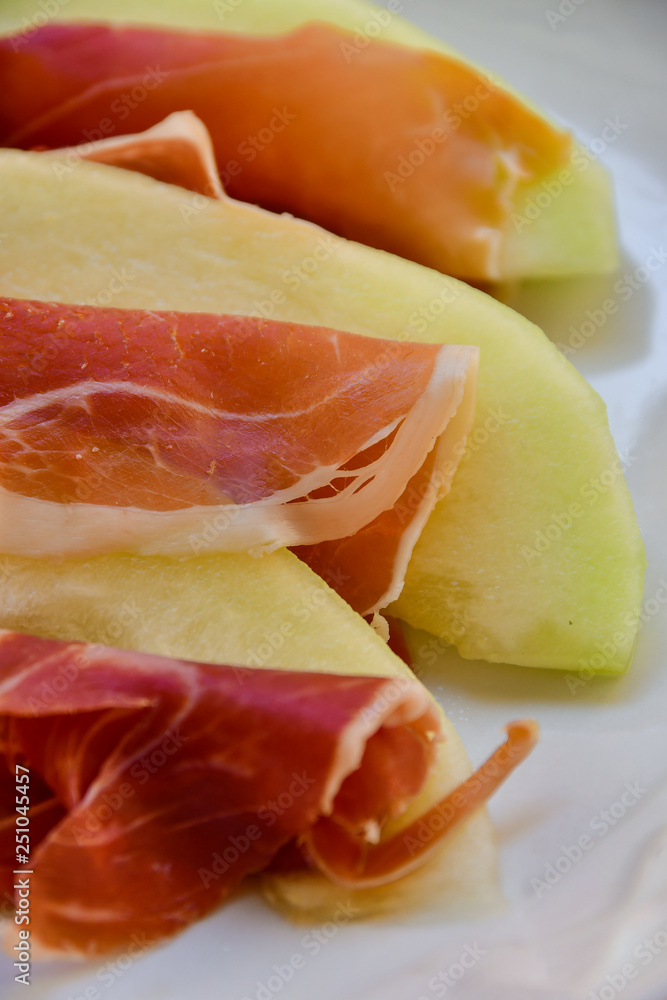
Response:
0,297,477,614
0,630,537,956
0,22,572,279
44,110,224,197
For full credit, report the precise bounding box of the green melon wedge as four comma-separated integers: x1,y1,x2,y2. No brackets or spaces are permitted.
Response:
0,548,501,920
0,151,644,672
0,0,617,280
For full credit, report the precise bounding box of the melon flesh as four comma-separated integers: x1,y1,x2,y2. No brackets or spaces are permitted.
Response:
0,152,644,671
0,0,618,280
0,548,501,919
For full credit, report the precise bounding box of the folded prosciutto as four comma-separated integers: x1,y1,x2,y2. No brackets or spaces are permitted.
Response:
45,110,225,198
0,297,477,614
0,630,537,957
0,22,571,280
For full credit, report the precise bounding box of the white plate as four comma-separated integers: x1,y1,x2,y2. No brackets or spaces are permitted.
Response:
3,1,667,998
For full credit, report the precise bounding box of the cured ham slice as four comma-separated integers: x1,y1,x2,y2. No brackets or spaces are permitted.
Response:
0,630,537,956
45,110,224,198
294,418,475,612
0,22,571,279
0,297,477,614
305,719,538,888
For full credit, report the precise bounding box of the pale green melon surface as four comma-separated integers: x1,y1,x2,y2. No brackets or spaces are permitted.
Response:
0,549,398,670
0,0,617,278
0,152,644,671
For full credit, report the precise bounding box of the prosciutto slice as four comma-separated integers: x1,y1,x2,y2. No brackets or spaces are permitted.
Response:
45,110,224,198
0,297,477,614
0,630,537,956
0,22,571,279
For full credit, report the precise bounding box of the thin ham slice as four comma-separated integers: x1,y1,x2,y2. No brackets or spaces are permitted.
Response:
305,718,539,888
0,22,571,279
0,297,477,614
0,630,537,956
44,110,224,198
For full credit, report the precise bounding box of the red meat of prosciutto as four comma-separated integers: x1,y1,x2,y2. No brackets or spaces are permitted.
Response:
0,630,538,956
0,297,477,614
0,22,571,279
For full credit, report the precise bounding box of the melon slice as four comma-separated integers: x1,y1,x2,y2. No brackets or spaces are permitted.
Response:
0,0,617,280
0,548,501,920
0,151,644,672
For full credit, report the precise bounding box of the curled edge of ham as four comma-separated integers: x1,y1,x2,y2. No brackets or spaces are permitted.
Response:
0,631,538,957
307,718,539,889
41,110,225,199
